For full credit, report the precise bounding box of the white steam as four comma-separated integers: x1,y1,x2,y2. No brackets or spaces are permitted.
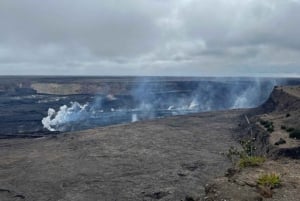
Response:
42,99,200,131
41,78,283,132
42,102,89,132
131,114,138,122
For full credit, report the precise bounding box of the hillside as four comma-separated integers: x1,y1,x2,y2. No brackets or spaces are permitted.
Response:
204,85,300,201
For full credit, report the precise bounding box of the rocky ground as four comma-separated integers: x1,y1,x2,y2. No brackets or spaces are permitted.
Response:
203,86,300,201
0,110,244,201
1,79,300,201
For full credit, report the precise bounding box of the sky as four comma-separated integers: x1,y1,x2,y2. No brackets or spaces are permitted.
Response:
0,0,300,77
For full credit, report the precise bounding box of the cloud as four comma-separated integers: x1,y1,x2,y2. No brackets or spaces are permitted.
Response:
0,0,299,76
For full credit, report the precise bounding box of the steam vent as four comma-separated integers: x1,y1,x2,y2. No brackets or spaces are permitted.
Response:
0,77,300,201
2,0,300,200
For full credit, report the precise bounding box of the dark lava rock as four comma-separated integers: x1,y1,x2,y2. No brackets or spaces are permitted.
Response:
225,168,238,178
184,195,199,201
275,138,286,145
144,191,169,199
0,110,243,200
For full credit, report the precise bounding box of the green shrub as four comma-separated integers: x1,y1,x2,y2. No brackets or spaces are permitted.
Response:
225,146,245,163
260,120,274,132
257,173,280,188
267,127,274,133
289,129,300,139
239,156,266,168
240,139,256,156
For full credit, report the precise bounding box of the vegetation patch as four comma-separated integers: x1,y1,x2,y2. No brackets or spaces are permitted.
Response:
257,173,280,189
240,139,256,156
225,146,244,164
239,156,266,168
225,120,265,169
267,127,274,133
286,127,295,132
289,129,300,139
225,137,264,168
260,120,274,133
280,125,287,130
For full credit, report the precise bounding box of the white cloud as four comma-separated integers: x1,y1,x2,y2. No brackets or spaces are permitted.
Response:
0,0,299,77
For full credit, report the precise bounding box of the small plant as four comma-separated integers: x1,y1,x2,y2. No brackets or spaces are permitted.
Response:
225,146,245,163
239,156,266,168
257,173,280,189
260,120,274,133
280,125,286,130
240,139,256,156
267,127,274,133
289,129,300,139
286,127,295,132
286,113,291,117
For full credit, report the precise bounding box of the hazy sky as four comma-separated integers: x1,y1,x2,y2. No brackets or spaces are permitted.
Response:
0,0,300,76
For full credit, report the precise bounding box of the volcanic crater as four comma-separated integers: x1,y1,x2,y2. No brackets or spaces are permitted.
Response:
1,76,300,201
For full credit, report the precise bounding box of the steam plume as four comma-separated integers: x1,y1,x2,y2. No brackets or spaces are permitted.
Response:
42,78,283,132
